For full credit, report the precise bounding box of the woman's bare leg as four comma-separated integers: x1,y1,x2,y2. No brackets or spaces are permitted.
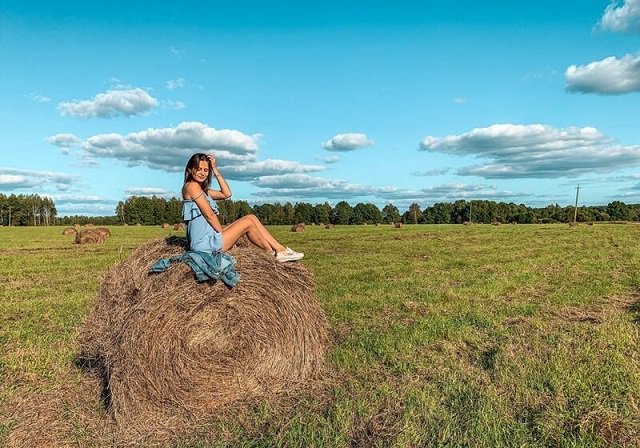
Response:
242,214,285,252
221,215,284,253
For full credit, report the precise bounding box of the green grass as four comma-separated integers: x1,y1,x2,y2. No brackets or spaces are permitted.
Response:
1,223,640,447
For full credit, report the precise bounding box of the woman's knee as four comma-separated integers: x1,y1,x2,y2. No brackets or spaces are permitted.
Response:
245,214,260,224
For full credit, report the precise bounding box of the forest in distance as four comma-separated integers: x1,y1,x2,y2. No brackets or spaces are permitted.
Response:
2,192,640,227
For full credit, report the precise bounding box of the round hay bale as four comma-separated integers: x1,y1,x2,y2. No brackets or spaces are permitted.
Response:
173,223,185,231
94,227,111,237
463,221,471,226
78,238,329,427
85,223,94,228
62,227,78,235
75,229,107,244
136,223,142,226
161,223,170,229
324,224,334,229
394,222,403,228
291,223,305,232
491,221,501,226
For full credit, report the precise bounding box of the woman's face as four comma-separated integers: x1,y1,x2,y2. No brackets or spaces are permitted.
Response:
191,160,210,183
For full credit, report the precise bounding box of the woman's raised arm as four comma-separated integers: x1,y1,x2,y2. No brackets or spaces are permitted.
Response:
206,154,231,200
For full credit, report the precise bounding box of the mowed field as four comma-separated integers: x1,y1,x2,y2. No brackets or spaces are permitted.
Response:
1,223,640,447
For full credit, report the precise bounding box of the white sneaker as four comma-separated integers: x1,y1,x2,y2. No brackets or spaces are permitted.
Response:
276,247,304,262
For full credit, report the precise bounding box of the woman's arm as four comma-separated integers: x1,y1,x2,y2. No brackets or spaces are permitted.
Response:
184,182,224,233
206,154,231,200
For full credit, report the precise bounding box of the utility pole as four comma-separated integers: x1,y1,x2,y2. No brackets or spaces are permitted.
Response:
573,185,580,224
469,200,473,223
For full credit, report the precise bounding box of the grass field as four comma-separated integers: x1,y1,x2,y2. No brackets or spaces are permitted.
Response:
1,223,640,447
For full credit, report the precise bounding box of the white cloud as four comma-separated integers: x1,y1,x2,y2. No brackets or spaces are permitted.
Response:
411,168,450,176
30,93,51,103
0,168,74,191
250,174,523,203
46,122,322,180
51,121,260,172
253,174,377,199
46,133,82,149
221,160,325,181
166,77,186,90
51,194,116,205
453,97,467,104
162,100,187,110
58,87,159,118
420,123,640,178
599,0,640,32
565,54,640,94
323,133,375,151
124,187,176,198
319,155,340,164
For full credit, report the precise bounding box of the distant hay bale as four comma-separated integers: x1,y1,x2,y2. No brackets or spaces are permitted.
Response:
136,223,142,226
463,221,471,226
291,223,305,232
173,223,185,231
62,227,77,235
161,223,170,229
94,227,111,237
324,224,334,229
123,223,129,226
85,223,94,228
394,222,403,228
587,221,594,226
75,229,107,244
375,223,380,226
318,222,324,227
491,221,501,226
78,237,328,430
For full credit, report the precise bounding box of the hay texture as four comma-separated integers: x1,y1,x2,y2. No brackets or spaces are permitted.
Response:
78,237,328,430
173,223,185,231
62,227,78,235
94,227,112,237
75,229,107,244
291,223,305,232
394,222,403,228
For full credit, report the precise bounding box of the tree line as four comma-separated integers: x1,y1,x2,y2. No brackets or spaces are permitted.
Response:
0,193,57,226
2,193,639,226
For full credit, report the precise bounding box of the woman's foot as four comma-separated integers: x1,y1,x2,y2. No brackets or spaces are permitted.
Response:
276,247,304,262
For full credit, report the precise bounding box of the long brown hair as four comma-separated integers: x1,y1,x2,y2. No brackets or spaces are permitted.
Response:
184,153,212,190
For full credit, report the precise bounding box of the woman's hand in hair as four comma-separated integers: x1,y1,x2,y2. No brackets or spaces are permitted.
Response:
207,153,217,169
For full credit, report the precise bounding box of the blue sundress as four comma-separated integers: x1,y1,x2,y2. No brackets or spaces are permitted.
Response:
182,192,224,252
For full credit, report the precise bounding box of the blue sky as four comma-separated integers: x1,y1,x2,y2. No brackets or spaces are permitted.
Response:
2,0,640,216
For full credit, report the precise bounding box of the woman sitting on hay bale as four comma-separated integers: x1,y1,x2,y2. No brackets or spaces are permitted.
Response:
182,153,303,262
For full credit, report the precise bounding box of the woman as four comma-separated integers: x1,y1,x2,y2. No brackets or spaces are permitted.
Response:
182,153,303,262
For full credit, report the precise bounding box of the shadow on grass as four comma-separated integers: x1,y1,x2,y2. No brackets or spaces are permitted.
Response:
73,354,112,412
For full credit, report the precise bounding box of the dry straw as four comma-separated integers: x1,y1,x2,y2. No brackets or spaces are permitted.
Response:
75,229,108,244
62,227,78,235
94,227,111,237
78,237,329,434
291,223,305,232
